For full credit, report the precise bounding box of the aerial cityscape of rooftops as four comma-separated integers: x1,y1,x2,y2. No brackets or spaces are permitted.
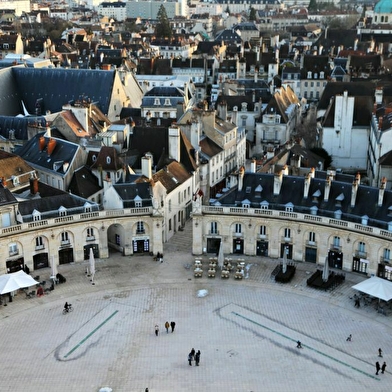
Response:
0,0,392,282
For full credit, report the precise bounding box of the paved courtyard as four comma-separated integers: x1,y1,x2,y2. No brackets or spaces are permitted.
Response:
0,246,391,392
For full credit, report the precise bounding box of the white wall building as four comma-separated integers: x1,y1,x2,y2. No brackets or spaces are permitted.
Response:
98,1,127,21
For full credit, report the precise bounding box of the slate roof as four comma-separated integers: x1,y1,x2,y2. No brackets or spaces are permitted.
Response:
263,85,300,123
89,146,125,171
68,165,102,198
215,29,243,43
0,116,46,140
18,190,99,221
199,137,223,160
322,95,373,128
0,182,17,206
112,182,152,208
15,133,80,176
215,172,392,229
9,68,116,115
318,82,375,110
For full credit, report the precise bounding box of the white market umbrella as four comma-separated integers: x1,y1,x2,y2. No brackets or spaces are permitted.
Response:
352,276,392,302
322,257,330,282
217,241,224,269
0,270,39,294
282,247,287,274
89,248,96,285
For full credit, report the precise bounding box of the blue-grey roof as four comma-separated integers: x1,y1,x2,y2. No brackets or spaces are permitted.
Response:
112,183,152,208
216,172,392,229
15,133,80,176
0,116,46,140
11,68,116,115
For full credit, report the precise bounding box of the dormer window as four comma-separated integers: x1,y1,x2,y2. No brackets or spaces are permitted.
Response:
134,195,142,208
32,209,41,221
307,71,312,79
154,98,160,106
11,175,19,186
285,202,294,212
241,199,250,208
58,206,67,217
255,184,262,198
84,202,92,213
260,200,269,210
164,98,171,106
335,193,344,207
320,71,325,79
312,189,321,203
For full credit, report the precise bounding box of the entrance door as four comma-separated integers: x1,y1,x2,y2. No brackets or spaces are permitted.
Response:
305,247,317,263
33,253,49,269
328,250,343,269
207,238,221,254
256,241,268,256
59,248,74,265
84,244,99,260
133,239,150,253
233,238,244,254
280,244,292,259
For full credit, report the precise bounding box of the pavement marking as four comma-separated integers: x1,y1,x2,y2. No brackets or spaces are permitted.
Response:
64,310,118,359
232,311,380,381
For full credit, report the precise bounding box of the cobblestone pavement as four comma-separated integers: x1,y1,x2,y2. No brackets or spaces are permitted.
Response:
0,230,391,392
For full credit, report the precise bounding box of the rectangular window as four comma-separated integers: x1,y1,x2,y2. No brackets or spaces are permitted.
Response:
36,236,44,247
383,248,391,262
308,232,316,244
135,200,142,207
136,221,144,234
61,232,69,242
333,236,340,247
9,243,18,256
284,228,291,239
211,222,218,234
169,219,172,231
235,223,242,234
260,225,266,236
169,200,172,212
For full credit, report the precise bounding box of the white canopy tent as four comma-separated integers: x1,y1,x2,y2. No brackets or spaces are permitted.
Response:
352,276,392,302
0,270,39,295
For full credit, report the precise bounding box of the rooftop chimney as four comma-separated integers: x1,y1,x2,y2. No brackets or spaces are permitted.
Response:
303,172,311,199
351,173,360,207
168,125,181,162
238,166,245,191
141,156,152,180
273,170,283,195
378,177,387,206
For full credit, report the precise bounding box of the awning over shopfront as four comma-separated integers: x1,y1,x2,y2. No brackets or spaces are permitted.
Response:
352,276,392,302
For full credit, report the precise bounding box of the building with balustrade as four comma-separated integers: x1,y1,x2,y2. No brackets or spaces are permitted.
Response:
191,167,392,281
0,178,163,276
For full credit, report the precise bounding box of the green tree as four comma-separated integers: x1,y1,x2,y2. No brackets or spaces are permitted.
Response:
249,7,257,21
155,5,172,39
308,0,317,12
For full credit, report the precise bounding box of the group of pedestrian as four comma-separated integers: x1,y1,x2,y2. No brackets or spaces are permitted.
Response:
155,321,176,336
375,348,387,375
188,348,201,366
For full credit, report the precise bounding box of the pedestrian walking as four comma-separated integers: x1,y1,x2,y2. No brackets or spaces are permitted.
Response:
379,348,383,357
155,325,159,336
165,321,170,333
376,361,381,375
346,334,352,342
381,362,387,374
190,348,195,359
195,350,201,366
296,340,302,348
170,321,176,332
188,352,193,366
354,298,360,308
